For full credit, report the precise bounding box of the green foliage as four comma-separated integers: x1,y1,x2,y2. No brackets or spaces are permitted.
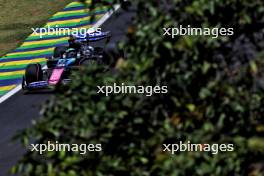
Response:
13,0,264,175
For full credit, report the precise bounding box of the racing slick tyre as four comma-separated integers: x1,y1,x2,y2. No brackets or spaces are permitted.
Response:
24,63,43,85
53,46,68,58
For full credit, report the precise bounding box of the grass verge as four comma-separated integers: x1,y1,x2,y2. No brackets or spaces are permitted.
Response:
0,0,73,57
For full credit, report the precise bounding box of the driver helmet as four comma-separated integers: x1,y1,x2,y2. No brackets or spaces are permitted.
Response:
68,35,76,43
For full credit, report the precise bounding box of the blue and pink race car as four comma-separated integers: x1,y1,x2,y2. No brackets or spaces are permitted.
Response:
22,31,122,92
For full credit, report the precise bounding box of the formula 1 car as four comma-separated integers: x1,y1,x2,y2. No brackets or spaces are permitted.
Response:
22,31,122,91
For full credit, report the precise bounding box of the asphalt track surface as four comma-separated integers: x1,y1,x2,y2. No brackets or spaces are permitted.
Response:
0,8,134,176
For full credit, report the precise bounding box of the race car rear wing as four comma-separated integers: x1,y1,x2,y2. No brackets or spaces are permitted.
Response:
88,31,111,42
73,31,111,43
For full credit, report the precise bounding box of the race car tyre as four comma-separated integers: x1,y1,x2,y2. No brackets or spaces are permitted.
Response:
53,46,68,58
22,76,26,90
24,64,43,85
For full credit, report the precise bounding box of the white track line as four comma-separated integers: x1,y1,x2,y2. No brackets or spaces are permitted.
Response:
0,5,120,104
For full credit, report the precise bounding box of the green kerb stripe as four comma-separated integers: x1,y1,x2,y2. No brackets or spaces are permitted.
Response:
65,2,90,9
0,75,23,80
52,12,88,19
45,15,103,28
51,7,108,19
0,62,46,70
4,51,52,59
0,65,27,70
19,41,67,50
0,90,8,95
26,33,67,41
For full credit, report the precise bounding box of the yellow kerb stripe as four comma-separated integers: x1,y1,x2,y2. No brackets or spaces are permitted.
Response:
6,48,53,57
0,85,17,91
54,9,87,17
23,37,68,46
0,70,25,77
44,16,92,27
0,58,47,67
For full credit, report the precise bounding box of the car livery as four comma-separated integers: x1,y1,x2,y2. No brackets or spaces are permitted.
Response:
22,31,123,92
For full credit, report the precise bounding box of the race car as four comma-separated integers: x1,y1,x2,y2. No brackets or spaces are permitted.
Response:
53,31,112,59
22,31,122,92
